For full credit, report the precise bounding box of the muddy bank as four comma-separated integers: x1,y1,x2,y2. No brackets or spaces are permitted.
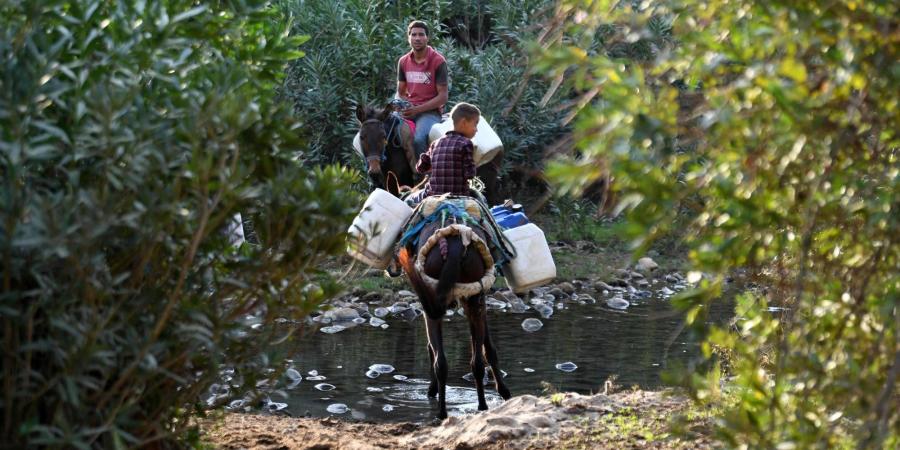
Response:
200,389,714,449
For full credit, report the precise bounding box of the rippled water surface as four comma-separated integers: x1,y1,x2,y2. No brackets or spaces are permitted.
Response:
255,284,735,422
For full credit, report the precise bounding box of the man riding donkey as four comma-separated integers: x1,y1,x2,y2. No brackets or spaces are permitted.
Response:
396,20,447,158
394,20,502,204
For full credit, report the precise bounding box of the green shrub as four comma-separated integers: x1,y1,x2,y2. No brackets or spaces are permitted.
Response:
0,1,359,447
536,0,898,447
276,0,569,178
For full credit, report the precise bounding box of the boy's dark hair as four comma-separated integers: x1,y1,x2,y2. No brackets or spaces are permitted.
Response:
451,102,480,123
407,20,429,36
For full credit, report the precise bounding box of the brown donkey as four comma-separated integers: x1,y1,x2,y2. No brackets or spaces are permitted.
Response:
355,103,417,191
397,219,512,420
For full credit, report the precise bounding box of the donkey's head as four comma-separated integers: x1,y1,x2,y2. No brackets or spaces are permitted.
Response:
355,103,392,189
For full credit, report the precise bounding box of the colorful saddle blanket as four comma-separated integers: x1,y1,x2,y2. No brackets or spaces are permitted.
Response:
398,194,515,268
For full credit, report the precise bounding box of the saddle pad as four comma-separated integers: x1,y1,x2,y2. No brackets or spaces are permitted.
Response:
418,195,482,220
414,224,496,300
398,195,516,270
403,118,416,136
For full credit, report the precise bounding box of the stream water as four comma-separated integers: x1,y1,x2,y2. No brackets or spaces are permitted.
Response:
244,281,735,423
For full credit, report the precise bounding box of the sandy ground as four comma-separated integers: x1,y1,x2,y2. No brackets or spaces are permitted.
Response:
200,390,714,449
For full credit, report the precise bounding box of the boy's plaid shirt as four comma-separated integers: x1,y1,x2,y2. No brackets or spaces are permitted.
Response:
416,131,476,196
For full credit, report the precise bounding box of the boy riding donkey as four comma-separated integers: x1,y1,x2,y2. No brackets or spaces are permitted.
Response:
392,102,513,279
406,102,480,205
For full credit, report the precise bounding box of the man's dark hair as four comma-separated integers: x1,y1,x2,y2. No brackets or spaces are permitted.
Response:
407,20,429,36
451,102,480,123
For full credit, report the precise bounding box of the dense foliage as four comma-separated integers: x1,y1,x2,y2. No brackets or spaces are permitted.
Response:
276,0,569,180
536,0,897,447
1,1,359,447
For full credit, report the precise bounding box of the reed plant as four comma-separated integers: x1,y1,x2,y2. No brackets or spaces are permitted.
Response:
0,1,359,447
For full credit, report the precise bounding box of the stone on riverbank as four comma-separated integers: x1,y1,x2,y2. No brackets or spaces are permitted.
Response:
636,257,659,272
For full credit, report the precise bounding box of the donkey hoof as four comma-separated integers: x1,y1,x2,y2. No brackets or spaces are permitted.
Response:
498,387,512,400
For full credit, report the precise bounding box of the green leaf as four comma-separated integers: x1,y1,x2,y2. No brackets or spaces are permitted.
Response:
171,5,208,24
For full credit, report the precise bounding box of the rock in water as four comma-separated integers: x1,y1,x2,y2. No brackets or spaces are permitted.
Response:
264,398,288,412
485,297,508,309
555,362,578,372
521,318,543,332
368,364,395,374
509,299,530,313
606,297,630,310
328,307,360,321
326,403,349,414
398,308,418,321
534,303,554,319
285,368,302,382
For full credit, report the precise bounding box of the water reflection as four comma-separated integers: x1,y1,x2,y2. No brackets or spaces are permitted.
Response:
269,288,733,422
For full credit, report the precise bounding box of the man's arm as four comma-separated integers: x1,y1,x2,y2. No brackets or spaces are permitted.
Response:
403,83,447,117
396,59,408,100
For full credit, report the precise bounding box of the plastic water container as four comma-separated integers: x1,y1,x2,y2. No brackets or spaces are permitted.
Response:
491,204,529,230
428,114,503,166
490,205,508,216
347,189,414,269
352,132,363,158
496,212,529,229
502,223,556,293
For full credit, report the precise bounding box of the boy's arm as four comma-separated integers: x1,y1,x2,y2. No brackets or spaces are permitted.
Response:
463,141,476,179
416,145,433,174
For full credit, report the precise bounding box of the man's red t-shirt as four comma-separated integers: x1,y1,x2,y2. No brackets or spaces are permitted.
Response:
397,46,448,113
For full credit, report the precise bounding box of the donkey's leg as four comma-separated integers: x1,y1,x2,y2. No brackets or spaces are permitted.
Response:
482,315,512,400
426,340,438,398
463,295,489,411
425,316,448,419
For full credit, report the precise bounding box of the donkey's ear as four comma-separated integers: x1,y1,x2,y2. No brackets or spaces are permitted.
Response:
385,171,401,197
378,103,394,121
355,104,367,124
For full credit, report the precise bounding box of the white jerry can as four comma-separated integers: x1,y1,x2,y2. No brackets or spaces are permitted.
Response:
502,223,556,293
428,114,503,166
347,189,414,269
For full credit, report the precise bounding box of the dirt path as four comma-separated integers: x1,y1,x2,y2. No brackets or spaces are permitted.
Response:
200,390,714,449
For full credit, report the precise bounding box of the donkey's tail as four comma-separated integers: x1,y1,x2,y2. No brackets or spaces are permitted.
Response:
433,236,463,319
398,247,435,311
